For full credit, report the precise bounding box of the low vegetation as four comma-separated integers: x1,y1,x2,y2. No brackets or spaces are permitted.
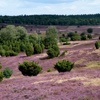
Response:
0,64,13,82
47,45,60,58
54,60,74,72
18,61,42,76
3,67,13,78
95,41,100,49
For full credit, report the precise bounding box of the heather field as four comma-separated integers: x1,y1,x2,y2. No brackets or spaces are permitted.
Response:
0,40,100,100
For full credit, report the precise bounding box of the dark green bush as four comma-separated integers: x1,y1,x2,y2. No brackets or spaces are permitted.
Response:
81,35,87,40
0,49,5,56
34,44,42,54
87,34,92,39
47,45,60,58
5,51,18,57
18,61,42,76
20,43,26,52
54,60,74,72
60,37,67,42
25,44,34,56
87,28,93,33
0,64,2,69
40,43,45,52
95,41,100,49
67,32,81,41
12,46,20,53
3,67,13,78
0,71,4,82
44,37,57,49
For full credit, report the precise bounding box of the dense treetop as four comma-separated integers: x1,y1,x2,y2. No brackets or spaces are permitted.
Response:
0,14,100,25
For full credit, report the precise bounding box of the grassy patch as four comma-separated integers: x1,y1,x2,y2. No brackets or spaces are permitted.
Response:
83,78,100,86
92,49,100,56
86,61,100,68
75,59,85,65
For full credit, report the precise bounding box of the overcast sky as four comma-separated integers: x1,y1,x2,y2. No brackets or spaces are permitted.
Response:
0,0,100,15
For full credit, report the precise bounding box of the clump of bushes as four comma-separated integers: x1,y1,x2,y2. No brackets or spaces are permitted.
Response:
54,60,74,72
67,32,81,41
95,41,100,49
18,61,42,76
47,45,60,58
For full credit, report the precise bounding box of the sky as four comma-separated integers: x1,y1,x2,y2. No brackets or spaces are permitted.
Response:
0,0,100,15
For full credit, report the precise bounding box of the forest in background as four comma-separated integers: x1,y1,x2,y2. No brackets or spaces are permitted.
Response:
0,14,100,25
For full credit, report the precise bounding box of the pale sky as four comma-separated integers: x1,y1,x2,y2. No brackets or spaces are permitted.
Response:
0,0,100,15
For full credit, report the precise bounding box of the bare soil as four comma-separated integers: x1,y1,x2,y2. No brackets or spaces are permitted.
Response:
0,40,100,100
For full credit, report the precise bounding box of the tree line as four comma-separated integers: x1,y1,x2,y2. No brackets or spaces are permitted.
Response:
0,14,100,25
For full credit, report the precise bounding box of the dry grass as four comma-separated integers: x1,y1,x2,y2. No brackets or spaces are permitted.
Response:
75,59,85,65
92,49,100,56
86,61,100,69
83,78,100,86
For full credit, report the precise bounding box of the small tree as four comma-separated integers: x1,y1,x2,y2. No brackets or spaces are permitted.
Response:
44,37,57,49
54,60,74,72
87,28,93,33
18,61,42,76
81,33,87,40
25,44,34,56
34,44,42,54
95,41,100,49
47,45,60,58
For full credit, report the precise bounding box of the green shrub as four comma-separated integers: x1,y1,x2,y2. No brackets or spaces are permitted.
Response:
5,51,18,57
40,43,45,52
0,49,5,56
25,44,34,56
12,45,20,53
34,44,42,54
47,45,60,58
54,60,74,72
0,64,2,69
87,34,92,39
0,71,4,82
87,28,93,33
18,61,42,76
60,37,67,42
95,41,100,49
3,67,13,78
47,68,53,72
80,33,87,40
67,32,81,41
20,43,26,52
